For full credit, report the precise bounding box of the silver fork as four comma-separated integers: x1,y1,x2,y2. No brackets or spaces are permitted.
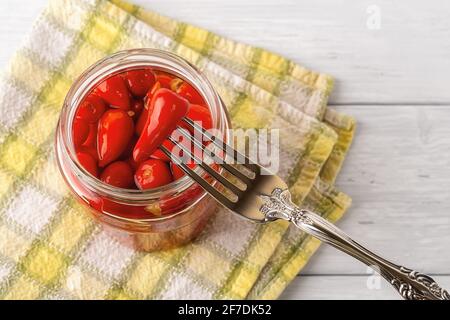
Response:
160,117,449,300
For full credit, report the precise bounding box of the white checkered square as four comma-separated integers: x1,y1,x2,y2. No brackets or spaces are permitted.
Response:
44,290,70,300
206,210,256,256
5,184,59,234
276,147,297,180
159,273,211,300
0,79,33,130
132,20,172,50
25,18,74,68
49,0,89,31
63,265,109,299
0,263,12,284
208,50,250,79
80,230,135,279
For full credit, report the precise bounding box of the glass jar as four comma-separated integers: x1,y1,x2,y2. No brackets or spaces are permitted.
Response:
55,49,230,251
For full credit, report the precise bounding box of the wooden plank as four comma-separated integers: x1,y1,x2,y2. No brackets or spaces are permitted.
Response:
1,0,450,104
280,275,450,299
137,0,450,104
302,105,450,275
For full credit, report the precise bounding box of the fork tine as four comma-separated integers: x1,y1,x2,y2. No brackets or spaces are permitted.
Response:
175,126,255,185
159,145,237,209
167,134,246,197
181,117,260,173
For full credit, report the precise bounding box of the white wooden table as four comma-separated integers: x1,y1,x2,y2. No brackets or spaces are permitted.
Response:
1,0,449,300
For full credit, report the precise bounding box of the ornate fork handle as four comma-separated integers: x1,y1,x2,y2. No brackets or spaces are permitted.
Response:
260,188,450,300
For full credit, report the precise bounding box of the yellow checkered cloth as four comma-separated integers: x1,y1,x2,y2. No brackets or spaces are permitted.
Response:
0,0,355,299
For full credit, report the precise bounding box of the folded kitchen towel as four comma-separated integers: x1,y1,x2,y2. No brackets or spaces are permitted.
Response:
0,0,354,299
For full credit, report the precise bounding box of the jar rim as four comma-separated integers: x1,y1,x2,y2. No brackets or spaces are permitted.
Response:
57,48,230,209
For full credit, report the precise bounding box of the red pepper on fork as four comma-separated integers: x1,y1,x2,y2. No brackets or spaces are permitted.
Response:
133,88,189,163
